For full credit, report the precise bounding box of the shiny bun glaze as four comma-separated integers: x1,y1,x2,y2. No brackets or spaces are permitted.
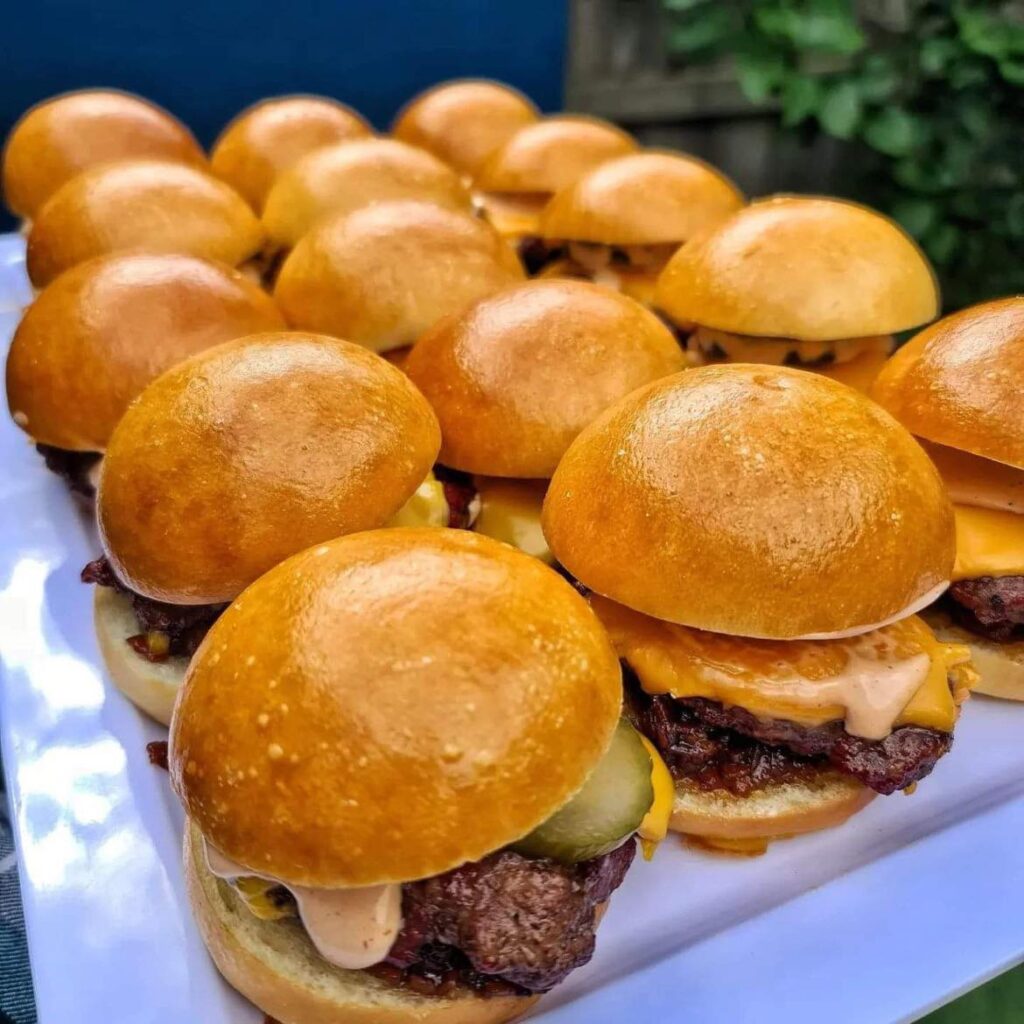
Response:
655,196,939,340
543,365,955,638
392,79,539,179
871,297,1024,470
262,139,472,251
211,95,372,211
98,332,440,604
474,117,637,194
26,160,264,287
405,280,685,477
273,201,524,352
3,89,205,218
540,151,744,246
171,529,623,888
6,253,283,451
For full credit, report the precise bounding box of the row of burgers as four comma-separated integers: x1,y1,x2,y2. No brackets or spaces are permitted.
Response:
2,80,1022,1024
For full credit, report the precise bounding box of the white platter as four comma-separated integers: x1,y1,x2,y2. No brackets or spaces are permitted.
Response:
1,233,1023,1024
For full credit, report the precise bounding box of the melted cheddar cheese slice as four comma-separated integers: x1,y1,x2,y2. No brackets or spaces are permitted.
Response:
479,192,546,239
952,504,1024,580
473,477,552,563
386,472,450,528
637,736,674,860
592,596,975,738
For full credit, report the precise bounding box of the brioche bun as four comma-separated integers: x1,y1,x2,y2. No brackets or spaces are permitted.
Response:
540,151,743,246
262,139,472,252
171,528,622,887
474,117,636,194
211,95,372,211
405,280,685,477
925,609,1024,702
7,252,283,451
871,297,1024,470
655,196,939,340
93,586,188,725
98,332,440,604
543,365,955,638
392,80,539,179
184,821,534,1024
3,89,204,218
274,201,524,352
26,160,264,287
670,774,874,847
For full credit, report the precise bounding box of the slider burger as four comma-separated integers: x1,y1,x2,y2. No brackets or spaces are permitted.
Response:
273,199,524,362
542,365,976,853
872,297,1024,699
654,196,939,392
405,279,684,561
26,159,264,288
392,79,539,181
210,94,372,212
6,252,283,498
2,88,204,222
172,528,671,1022
535,151,743,301
84,332,443,724
472,117,636,264
261,138,473,259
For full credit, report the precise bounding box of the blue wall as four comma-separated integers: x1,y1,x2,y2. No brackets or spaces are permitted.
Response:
1,0,568,225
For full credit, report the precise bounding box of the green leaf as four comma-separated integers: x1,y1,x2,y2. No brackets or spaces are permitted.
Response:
780,74,822,125
857,54,900,103
662,0,712,10
756,0,865,55
666,7,736,54
1006,194,1024,238
955,5,1024,59
999,58,1024,85
956,95,994,139
948,58,990,89
890,196,940,239
817,79,862,139
863,108,924,157
924,222,961,266
736,46,788,102
920,38,961,76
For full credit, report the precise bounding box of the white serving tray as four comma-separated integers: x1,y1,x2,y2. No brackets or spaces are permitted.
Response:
1,233,1023,1024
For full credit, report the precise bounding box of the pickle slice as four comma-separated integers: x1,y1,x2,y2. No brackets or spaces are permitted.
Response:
513,718,654,864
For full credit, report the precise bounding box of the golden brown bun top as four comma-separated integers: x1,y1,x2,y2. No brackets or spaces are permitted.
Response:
406,280,686,478
540,151,744,245
98,333,440,604
543,365,955,638
273,200,525,352
474,116,637,195
2,89,205,218
26,159,264,287
7,253,283,451
655,196,939,340
871,297,1024,470
262,138,472,251
210,95,372,211
392,79,539,178
171,528,622,887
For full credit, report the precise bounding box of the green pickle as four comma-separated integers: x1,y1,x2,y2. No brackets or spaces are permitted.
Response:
513,718,654,864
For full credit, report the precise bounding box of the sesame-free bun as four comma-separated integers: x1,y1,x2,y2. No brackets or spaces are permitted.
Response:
3,89,205,218
540,151,743,246
26,160,264,287
93,586,188,725
98,332,441,605
171,528,623,887
406,280,685,477
925,609,1024,702
6,252,283,451
474,117,637,195
262,139,472,252
543,365,955,638
211,95,372,211
184,822,535,1024
274,201,524,352
655,196,939,340
392,80,539,179
871,297,1024,470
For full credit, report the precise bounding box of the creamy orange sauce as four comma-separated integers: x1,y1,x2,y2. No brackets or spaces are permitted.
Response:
205,841,403,970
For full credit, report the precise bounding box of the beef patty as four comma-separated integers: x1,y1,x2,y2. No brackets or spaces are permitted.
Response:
81,556,224,661
941,576,1024,642
36,444,101,498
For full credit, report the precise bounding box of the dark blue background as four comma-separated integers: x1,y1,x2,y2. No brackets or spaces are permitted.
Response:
1,0,567,227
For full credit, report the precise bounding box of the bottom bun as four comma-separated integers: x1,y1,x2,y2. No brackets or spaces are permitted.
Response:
184,821,538,1024
926,610,1024,702
94,586,188,725
670,773,874,853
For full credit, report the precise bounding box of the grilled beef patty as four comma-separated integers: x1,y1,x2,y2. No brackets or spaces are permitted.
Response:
942,576,1024,642
36,444,101,498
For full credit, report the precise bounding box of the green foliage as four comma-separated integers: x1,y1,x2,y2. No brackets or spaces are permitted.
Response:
662,0,1024,310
